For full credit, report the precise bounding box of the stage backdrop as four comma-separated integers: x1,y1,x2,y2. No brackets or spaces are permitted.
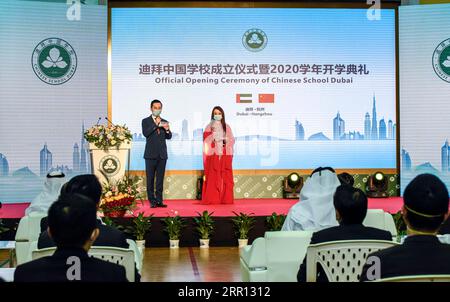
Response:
111,7,397,171
399,4,450,193
0,0,107,203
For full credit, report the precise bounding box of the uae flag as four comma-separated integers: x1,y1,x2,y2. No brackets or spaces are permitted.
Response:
236,93,252,103
259,94,275,103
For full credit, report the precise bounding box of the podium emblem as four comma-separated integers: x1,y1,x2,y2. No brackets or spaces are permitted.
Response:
99,155,120,176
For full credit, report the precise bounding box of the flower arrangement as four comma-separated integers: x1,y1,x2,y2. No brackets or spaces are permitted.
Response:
100,176,142,217
84,123,132,150
161,210,186,241
266,212,287,231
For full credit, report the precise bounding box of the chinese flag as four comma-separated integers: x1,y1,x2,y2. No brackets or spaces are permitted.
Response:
259,94,274,103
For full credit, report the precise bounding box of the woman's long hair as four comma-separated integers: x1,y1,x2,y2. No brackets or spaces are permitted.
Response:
210,106,226,134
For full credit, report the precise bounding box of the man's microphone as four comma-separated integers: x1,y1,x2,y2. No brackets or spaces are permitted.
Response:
95,117,102,125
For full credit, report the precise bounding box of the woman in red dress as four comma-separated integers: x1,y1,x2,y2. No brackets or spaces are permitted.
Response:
201,106,235,204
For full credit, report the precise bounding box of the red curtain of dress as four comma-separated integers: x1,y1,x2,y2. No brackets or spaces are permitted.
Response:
201,122,234,204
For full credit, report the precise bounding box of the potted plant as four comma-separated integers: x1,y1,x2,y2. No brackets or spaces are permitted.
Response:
266,212,286,231
231,211,255,248
161,212,186,248
133,212,153,250
194,211,215,248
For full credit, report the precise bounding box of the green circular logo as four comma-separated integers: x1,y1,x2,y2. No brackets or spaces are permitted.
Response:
99,155,120,176
432,38,450,83
243,29,267,52
32,38,77,85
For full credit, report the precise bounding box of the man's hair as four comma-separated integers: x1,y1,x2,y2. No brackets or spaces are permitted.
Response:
151,99,162,108
333,185,368,225
60,174,102,205
338,172,354,187
48,193,98,248
403,174,449,232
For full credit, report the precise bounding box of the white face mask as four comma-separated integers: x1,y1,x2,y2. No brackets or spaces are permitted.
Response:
152,109,161,117
213,115,222,121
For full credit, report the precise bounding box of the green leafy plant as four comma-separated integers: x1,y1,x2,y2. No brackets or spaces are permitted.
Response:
266,212,286,231
161,214,186,240
194,211,215,240
392,211,407,238
133,213,153,241
232,212,256,239
0,219,9,235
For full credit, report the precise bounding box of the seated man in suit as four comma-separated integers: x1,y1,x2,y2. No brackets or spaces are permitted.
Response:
360,174,450,281
39,174,128,249
38,174,141,282
297,185,392,282
14,193,128,282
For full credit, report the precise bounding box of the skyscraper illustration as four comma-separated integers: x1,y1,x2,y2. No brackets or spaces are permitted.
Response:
364,112,371,140
295,120,305,140
73,143,80,172
442,140,449,172
79,122,88,173
0,153,9,176
182,119,189,140
401,148,411,171
371,94,378,140
40,143,53,176
379,118,387,140
333,112,345,140
193,128,204,141
388,120,393,139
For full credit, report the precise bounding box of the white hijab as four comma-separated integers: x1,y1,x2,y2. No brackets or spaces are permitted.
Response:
25,171,66,215
282,169,340,231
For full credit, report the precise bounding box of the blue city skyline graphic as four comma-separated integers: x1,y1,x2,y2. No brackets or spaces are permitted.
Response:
401,140,450,194
132,95,396,142
0,123,91,202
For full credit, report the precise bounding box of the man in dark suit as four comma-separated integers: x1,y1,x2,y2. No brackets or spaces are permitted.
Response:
297,185,392,282
39,174,128,249
15,194,128,282
360,174,450,281
142,99,172,208
37,174,141,281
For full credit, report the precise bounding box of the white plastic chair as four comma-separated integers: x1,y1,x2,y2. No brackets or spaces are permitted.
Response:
126,239,143,273
15,212,47,265
363,209,398,240
375,275,450,282
240,231,313,282
32,246,135,282
306,240,398,282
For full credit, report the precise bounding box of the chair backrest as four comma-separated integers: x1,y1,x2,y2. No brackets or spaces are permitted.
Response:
15,212,47,242
32,246,135,282
306,240,398,282
264,231,313,282
375,275,450,282
363,209,398,239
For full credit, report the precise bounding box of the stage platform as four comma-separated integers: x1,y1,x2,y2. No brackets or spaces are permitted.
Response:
0,198,403,219
0,198,403,247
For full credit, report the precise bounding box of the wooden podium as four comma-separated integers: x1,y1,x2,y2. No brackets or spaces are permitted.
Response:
88,142,131,184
